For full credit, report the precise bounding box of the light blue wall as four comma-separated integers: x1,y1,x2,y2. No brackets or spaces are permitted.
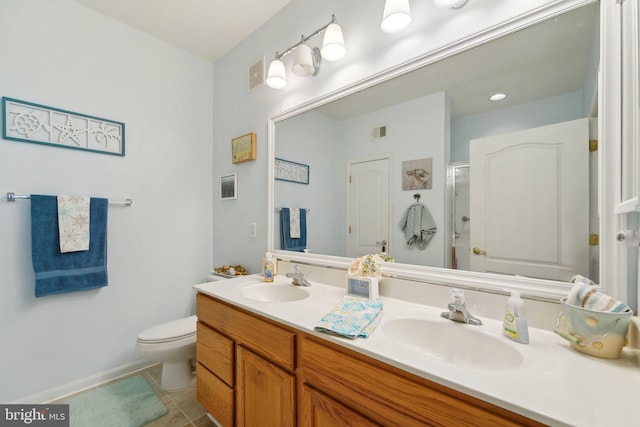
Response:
0,0,213,402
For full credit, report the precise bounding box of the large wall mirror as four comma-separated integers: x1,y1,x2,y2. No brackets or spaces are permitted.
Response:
269,1,601,299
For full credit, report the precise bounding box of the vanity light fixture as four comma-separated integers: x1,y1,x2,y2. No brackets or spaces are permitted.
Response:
381,0,470,34
489,93,507,101
266,15,346,89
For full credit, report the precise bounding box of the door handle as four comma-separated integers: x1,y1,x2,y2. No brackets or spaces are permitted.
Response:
376,240,387,246
472,247,486,255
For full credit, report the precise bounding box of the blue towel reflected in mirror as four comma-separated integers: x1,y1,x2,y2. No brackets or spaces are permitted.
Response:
280,207,306,252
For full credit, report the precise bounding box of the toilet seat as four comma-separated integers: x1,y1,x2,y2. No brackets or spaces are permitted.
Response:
137,315,197,344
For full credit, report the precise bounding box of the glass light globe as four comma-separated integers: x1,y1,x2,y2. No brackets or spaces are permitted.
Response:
381,0,411,34
321,23,346,61
266,59,287,89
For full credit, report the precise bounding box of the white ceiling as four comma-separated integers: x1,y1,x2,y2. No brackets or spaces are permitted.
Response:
72,0,293,62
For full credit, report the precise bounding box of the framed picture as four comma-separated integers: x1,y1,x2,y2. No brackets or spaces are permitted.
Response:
402,158,432,190
274,158,309,184
220,173,237,200
231,132,256,164
2,97,125,156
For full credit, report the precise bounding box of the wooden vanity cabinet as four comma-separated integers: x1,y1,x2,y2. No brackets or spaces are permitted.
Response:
299,334,543,427
196,293,296,427
196,292,543,427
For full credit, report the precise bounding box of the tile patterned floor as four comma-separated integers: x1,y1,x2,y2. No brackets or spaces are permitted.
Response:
54,364,217,427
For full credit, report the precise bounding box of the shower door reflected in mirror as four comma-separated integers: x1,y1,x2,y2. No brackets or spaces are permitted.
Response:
450,163,470,272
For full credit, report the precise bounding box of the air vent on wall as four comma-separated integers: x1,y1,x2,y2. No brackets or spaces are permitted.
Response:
373,125,387,140
248,56,265,91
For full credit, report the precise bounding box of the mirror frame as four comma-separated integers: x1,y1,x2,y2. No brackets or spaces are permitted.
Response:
268,0,619,302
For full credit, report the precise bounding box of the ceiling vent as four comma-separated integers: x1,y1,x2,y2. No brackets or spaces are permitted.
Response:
373,125,387,140
248,56,265,92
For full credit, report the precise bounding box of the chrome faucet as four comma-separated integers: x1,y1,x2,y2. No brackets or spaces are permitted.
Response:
285,265,311,287
440,289,482,325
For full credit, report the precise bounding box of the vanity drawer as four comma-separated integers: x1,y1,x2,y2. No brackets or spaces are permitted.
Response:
197,293,296,371
300,334,542,427
196,362,233,427
197,321,234,386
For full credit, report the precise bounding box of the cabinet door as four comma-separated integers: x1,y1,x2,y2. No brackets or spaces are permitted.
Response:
236,346,295,427
301,384,380,427
196,363,233,427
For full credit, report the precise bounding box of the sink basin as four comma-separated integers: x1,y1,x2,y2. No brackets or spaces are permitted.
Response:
240,283,311,302
381,318,523,369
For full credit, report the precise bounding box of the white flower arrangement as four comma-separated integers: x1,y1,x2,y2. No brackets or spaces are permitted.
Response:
348,253,394,278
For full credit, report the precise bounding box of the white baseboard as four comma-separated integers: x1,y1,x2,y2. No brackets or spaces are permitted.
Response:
11,359,158,404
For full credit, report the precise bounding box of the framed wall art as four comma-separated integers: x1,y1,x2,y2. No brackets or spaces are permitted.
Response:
220,173,237,200
231,132,256,164
274,158,309,184
2,97,125,156
402,158,432,190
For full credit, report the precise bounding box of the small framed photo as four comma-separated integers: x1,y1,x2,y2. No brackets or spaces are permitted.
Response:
231,132,256,164
220,173,237,200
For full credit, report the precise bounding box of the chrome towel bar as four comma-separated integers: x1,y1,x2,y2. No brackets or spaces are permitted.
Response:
6,192,133,206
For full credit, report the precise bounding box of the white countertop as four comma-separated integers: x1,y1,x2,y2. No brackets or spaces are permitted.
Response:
194,274,640,427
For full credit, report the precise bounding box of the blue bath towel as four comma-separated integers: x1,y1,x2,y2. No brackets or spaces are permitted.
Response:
280,207,306,252
31,195,109,297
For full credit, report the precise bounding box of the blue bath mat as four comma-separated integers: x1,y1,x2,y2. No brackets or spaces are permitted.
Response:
63,375,167,427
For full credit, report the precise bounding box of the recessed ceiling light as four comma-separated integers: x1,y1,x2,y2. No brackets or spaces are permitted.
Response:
489,93,507,101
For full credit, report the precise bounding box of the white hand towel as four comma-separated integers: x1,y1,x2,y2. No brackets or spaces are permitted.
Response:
57,195,90,253
290,208,301,238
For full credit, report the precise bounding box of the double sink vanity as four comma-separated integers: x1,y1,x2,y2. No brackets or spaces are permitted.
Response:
194,266,639,426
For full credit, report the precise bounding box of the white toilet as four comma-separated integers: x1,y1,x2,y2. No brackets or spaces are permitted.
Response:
136,315,197,391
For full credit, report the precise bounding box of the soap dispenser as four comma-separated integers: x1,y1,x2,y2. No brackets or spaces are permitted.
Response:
502,290,529,344
263,252,275,282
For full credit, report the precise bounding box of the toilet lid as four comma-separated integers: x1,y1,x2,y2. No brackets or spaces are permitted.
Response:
137,315,197,343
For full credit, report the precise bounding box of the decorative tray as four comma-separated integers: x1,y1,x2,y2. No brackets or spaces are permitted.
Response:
212,265,249,278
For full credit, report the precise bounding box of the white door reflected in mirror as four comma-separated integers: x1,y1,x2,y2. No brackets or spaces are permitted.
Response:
469,118,590,281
